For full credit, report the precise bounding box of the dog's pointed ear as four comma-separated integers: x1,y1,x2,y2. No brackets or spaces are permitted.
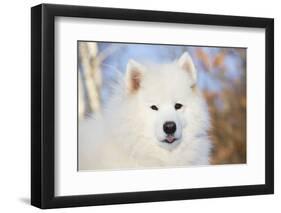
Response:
126,59,145,94
178,52,197,86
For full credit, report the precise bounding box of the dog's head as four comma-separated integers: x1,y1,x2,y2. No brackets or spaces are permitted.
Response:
125,52,209,150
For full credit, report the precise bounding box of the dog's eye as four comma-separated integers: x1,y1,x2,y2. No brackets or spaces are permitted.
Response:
150,105,158,111
175,103,183,110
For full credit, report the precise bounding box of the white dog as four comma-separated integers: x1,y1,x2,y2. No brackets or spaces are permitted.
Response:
79,52,212,170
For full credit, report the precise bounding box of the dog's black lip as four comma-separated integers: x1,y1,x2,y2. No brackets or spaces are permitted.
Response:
162,137,178,144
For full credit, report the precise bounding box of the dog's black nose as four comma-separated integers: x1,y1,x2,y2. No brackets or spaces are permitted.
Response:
163,121,176,134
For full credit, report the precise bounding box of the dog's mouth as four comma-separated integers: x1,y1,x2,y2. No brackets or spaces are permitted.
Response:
162,135,178,144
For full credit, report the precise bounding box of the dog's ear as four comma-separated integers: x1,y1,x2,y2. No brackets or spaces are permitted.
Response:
126,60,145,93
178,52,197,86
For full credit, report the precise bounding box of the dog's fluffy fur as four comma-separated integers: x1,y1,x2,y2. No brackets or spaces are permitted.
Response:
79,52,212,170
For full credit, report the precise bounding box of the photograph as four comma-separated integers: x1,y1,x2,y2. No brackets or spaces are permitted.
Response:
31,3,273,208
78,42,247,171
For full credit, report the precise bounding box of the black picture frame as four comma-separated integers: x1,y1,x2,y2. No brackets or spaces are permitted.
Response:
31,3,274,209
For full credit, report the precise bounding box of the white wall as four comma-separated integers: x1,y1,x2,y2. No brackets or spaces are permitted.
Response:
0,0,279,212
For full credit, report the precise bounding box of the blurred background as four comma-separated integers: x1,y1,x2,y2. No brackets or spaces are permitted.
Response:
78,41,246,165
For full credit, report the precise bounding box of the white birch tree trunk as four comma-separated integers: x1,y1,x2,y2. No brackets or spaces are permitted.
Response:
78,42,102,119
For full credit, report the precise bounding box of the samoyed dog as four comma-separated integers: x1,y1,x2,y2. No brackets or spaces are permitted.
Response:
79,52,212,170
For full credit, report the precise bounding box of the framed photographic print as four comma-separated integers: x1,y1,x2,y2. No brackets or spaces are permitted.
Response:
31,3,274,209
